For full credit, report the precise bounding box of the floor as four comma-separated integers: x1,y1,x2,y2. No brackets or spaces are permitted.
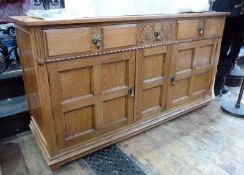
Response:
0,84,244,175
239,46,244,56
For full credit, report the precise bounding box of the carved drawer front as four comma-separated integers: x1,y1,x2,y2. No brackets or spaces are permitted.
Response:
44,27,91,56
177,18,224,39
102,24,137,49
135,46,169,121
47,51,135,148
138,21,175,44
167,39,218,109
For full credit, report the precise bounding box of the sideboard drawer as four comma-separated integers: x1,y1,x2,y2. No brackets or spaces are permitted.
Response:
102,24,137,49
177,18,224,39
204,18,225,36
44,27,91,56
138,21,175,44
177,20,200,39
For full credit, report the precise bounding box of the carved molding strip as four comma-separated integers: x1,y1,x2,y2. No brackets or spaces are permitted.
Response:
42,35,221,65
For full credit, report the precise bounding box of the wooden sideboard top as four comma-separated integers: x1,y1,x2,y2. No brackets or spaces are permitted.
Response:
11,12,229,26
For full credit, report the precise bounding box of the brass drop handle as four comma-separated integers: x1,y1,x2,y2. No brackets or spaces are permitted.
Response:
92,36,102,49
128,87,135,97
170,74,176,86
199,27,204,35
154,31,161,41
198,20,205,36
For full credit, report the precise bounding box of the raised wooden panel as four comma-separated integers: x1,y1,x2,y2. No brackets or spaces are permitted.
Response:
177,20,199,39
44,28,91,56
175,48,194,72
142,87,161,111
196,45,213,67
171,79,189,102
102,61,127,91
64,106,94,138
103,24,137,49
143,54,165,80
103,97,127,126
192,73,209,93
60,67,92,100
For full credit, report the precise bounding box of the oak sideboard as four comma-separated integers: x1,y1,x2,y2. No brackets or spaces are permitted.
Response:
12,12,228,170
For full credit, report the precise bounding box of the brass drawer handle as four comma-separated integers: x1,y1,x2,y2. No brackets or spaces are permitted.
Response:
199,28,204,35
92,36,102,49
198,20,205,36
154,31,161,41
128,87,135,97
170,74,176,86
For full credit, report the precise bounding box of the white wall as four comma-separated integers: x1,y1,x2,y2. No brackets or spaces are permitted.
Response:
64,0,210,17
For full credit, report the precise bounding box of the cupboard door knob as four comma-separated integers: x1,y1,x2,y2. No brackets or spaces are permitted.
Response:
171,74,176,86
92,36,102,49
154,31,161,41
128,87,135,97
37,58,45,66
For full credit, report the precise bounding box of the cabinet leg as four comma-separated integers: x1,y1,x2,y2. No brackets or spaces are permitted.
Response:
50,164,61,171
204,103,209,107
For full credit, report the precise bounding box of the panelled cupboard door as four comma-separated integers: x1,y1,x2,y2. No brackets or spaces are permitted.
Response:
135,46,170,121
48,52,135,148
166,39,218,109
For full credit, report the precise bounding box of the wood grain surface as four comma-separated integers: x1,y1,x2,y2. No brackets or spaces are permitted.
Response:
13,12,227,169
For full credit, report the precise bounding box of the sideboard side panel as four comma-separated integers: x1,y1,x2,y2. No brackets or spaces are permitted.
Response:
29,28,59,154
16,28,45,134
16,27,59,155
